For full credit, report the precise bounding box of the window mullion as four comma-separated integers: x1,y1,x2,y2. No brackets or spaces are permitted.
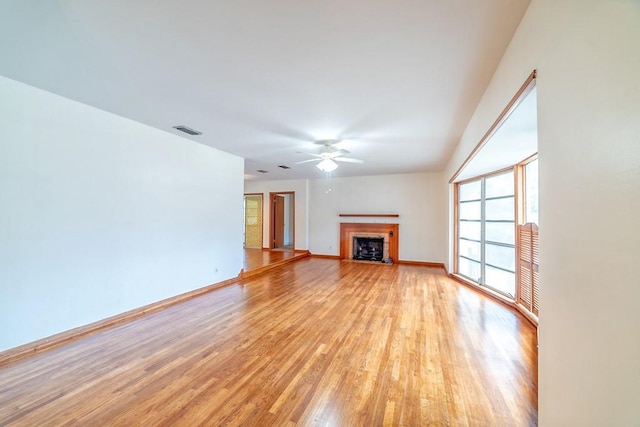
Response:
480,177,486,285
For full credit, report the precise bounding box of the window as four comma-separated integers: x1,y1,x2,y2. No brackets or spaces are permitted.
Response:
457,170,516,297
458,180,482,281
516,156,540,317
524,158,539,225
450,71,539,319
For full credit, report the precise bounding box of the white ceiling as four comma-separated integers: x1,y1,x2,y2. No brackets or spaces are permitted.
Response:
0,0,531,181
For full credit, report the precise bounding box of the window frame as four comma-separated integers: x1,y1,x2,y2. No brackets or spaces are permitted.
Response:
515,154,539,320
450,70,539,324
455,167,517,297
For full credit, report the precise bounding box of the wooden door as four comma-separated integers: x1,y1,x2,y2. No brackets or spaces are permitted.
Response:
273,195,285,248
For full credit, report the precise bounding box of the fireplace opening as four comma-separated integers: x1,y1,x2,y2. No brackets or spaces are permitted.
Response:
353,237,384,262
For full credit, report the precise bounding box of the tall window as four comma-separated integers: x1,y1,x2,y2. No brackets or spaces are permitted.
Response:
524,158,538,225
516,156,540,318
458,170,516,297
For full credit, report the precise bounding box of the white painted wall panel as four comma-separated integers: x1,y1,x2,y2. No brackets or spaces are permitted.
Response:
444,1,640,424
0,76,244,352
308,172,445,263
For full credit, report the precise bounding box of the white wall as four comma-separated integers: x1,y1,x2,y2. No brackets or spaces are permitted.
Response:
0,76,244,352
283,194,293,246
243,179,309,250
309,172,445,263
444,1,640,425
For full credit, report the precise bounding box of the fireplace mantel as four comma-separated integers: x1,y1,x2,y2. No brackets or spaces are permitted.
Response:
339,223,399,262
338,213,399,218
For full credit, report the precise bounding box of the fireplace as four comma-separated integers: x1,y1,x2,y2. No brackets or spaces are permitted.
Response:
353,236,384,261
339,223,399,263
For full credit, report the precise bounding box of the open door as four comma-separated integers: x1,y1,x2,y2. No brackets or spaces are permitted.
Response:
269,191,294,250
274,195,285,248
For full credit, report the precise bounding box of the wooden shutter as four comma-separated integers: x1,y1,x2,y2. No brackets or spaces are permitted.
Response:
517,223,539,316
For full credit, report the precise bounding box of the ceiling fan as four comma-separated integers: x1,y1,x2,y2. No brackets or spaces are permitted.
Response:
295,139,364,172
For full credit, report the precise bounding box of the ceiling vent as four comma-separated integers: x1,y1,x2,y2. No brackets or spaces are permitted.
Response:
278,165,291,169
173,125,202,136
257,169,269,173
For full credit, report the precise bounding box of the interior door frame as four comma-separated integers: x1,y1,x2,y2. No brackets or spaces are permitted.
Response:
269,191,295,250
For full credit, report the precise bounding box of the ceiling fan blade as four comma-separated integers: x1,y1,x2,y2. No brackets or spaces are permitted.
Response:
295,158,320,165
334,157,364,164
297,151,324,158
332,148,350,156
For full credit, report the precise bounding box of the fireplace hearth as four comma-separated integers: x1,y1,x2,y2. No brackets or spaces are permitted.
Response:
353,237,384,261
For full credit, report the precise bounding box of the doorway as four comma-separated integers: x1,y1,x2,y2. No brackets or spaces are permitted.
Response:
269,192,294,250
243,193,263,249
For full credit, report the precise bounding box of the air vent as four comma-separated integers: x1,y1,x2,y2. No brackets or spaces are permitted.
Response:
257,169,269,173
278,165,291,169
173,125,202,136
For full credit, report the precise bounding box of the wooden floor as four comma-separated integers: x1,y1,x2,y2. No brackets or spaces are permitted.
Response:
243,248,301,272
0,259,538,426
242,248,310,279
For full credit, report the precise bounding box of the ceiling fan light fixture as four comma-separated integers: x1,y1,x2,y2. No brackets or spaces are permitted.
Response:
316,158,338,172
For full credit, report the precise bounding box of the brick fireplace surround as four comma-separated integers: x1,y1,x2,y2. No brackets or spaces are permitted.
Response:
339,223,399,262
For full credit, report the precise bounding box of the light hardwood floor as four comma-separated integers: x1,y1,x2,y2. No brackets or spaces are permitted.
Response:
0,259,537,426
242,248,309,278
243,248,298,271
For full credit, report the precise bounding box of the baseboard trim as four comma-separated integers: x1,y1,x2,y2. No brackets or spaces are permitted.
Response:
310,256,447,269
0,274,241,368
397,260,447,270
515,303,540,327
309,254,341,260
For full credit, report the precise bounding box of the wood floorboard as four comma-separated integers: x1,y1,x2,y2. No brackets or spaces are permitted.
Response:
243,248,299,272
0,259,537,426
242,248,310,279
